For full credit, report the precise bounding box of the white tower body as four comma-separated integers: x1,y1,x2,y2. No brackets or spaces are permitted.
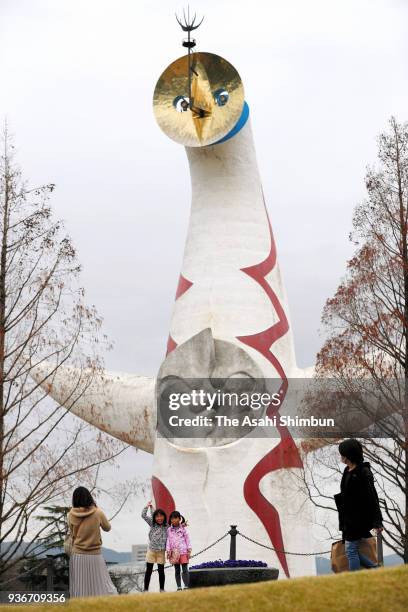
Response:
153,119,315,578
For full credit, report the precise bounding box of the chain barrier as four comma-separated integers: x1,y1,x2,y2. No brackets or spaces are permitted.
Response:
237,531,331,556
113,529,331,581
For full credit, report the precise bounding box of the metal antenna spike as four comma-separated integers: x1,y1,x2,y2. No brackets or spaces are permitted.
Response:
175,7,204,32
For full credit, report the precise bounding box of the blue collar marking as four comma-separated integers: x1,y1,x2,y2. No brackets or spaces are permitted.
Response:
213,101,249,145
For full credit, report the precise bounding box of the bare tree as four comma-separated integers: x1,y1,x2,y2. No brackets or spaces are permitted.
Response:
0,126,137,577
300,117,408,562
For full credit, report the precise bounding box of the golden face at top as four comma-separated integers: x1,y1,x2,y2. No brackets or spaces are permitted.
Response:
153,52,245,147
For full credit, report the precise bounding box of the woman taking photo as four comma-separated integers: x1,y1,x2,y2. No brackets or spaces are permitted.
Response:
68,486,117,598
335,439,383,571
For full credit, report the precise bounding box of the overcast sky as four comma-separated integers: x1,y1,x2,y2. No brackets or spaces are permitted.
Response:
1,0,407,553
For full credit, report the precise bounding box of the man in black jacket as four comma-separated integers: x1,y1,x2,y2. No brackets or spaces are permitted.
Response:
335,438,383,571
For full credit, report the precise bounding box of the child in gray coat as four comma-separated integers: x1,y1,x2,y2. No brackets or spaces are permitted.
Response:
141,501,168,591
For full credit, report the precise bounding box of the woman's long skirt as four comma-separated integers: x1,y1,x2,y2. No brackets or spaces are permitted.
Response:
69,553,118,598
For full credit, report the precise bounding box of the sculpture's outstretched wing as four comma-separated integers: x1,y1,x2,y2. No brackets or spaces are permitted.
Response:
29,362,156,454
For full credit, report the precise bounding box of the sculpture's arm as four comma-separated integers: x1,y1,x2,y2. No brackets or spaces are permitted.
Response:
29,362,156,454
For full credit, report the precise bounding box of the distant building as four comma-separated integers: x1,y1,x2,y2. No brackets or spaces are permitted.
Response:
131,544,147,564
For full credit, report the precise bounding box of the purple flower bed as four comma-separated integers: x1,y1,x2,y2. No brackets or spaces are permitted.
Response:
190,559,267,570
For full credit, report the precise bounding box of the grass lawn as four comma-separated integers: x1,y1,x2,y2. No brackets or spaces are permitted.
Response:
1,565,407,612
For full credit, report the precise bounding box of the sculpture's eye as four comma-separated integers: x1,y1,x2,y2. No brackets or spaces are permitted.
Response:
214,89,229,106
173,96,190,112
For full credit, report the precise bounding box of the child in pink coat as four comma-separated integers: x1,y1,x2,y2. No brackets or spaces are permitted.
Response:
166,511,191,590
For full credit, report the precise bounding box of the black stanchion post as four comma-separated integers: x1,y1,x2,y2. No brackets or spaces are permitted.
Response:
229,525,238,561
46,555,54,592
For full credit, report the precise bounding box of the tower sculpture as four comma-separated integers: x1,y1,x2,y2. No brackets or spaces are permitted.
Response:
31,14,316,577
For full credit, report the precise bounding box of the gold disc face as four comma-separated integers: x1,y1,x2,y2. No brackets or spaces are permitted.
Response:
153,52,245,147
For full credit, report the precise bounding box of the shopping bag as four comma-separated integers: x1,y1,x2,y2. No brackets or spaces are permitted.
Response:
331,540,348,573
331,537,378,573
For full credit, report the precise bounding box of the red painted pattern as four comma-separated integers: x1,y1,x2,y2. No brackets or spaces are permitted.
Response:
175,274,193,300
166,274,193,355
166,335,177,356
237,207,302,578
152,475,176,519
